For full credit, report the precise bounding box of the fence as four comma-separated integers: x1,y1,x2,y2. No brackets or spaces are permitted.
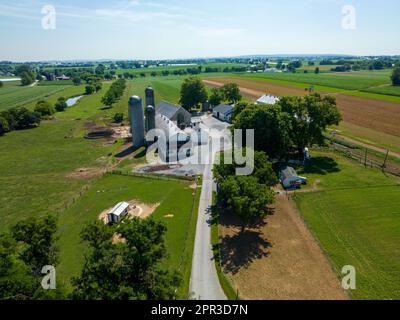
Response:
329,143,400,177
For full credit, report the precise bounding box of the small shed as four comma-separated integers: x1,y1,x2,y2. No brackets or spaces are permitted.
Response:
107,202,130,224
213,104,235,123
280,166,307,189
257,94,280,105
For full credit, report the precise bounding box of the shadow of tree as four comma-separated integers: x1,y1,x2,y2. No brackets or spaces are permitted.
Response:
299,156,340,175
218,230,272,275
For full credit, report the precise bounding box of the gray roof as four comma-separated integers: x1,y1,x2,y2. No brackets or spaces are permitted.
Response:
257,94,280,105
156,101,190,120
280,166,298,181
213,104,234,115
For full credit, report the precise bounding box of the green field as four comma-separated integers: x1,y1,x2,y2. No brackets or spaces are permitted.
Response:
294,151,400,299
57,173,199,299
239,69,393,91
0,83,71,111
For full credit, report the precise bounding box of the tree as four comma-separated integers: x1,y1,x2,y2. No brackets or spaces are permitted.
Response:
233,103,293,159
55,97,68,112
278,93,342,158
0,81,3,88
72,77,81,86
179,77,208,111
0,116,9,135
218,176,274,232
12,107,41,130
209,88,224,107
35,100,55,117
95,64,105,75
85,85,95,95
72,219,181,300
20,72,35,86
214,149,277,186
95,82,102,92
113,112,124,123
221,83,242,104
391,67,400,86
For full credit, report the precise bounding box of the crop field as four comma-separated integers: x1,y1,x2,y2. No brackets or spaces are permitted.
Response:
294,150,400,299
239,69,393,91
0,83,71,111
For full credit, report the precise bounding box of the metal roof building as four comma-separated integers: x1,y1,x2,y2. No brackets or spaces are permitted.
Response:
257,94,280,105
108,202,130,224
213,104,235,123
156,101,191,128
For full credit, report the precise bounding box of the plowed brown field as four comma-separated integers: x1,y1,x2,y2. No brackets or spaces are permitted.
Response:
204,78,400,137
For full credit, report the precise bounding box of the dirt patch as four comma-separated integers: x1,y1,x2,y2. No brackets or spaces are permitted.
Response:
98,200,160,224
112,125,131,139
66,167,106,180
204,78,400,137
219,194,348,300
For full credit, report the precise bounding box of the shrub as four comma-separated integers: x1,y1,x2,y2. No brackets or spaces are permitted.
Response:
35,100,55,117
55,97,68,112
113,113,124,123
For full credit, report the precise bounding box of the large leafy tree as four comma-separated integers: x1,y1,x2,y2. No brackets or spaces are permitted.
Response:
233,104,292,159
72,218,181,300
218,176,274,232
209,87,224,107
11,215,59,276
278,93,342,157
222,83,242,104
179,77,208,111
392,67,400,86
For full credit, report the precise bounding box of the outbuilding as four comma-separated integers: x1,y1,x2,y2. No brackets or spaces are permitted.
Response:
156,101,192,128
257,94,280,105
213,104,235,123
280,166,308,189
107,202,130,224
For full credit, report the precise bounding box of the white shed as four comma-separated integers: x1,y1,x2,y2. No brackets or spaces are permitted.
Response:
280,166,307,189
107,202,130,224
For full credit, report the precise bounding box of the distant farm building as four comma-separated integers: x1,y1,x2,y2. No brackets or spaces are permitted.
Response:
107,202,130,224
213,104,235,123
56,75,71,81
257,94,280,105
156,101,192,128
264,68,282,73
280,166,308,189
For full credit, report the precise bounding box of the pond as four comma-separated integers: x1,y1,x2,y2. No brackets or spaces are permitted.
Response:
66,96,83,107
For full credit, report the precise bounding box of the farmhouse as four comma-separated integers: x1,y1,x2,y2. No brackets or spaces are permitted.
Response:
107,201,130,224
156,101,191,128
257,94,280,105
280,166,308,189
213,104,235,123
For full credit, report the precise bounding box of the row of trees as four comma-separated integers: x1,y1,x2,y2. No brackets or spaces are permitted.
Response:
179,77,242,111
0,216,179,300
233,93,342,160
101,79,126,107
213,150,277,232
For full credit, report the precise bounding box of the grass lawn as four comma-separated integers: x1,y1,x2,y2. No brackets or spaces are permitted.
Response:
57,173,199,299
294,151,400,299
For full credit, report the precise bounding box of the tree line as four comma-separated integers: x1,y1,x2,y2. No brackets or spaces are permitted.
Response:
101,78,126,107
0,215,179,300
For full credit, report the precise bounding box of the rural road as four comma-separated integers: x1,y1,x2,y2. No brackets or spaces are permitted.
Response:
190,116,229,300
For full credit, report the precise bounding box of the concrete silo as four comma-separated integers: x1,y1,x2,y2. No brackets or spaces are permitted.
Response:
129,96,145,148
145,105,156,132
145,86,155,108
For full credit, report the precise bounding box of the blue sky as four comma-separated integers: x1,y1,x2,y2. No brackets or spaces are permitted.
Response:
0,0,399,61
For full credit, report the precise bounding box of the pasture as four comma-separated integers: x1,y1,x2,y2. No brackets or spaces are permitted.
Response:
0,82,72,111
57,173,200,299
295,150,400,299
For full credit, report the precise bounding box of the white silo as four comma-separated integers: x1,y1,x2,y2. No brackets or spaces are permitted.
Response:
129,96,145,148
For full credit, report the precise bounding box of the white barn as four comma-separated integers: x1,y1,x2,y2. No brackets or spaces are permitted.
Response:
107,202,130,224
